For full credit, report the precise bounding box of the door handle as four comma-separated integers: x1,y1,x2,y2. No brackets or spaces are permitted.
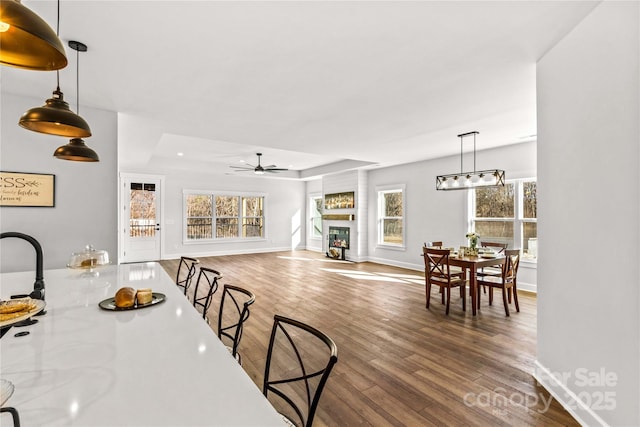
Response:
155,224,160,231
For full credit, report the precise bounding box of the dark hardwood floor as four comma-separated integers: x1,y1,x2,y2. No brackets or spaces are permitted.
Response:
160,250,578,427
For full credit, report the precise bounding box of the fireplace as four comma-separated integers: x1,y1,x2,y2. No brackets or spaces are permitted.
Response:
328,226,350,249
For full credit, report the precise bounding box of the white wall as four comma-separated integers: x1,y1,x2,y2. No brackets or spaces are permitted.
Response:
0,93,118,274
145,170,306,260
366,141,537,278
536,2,639,425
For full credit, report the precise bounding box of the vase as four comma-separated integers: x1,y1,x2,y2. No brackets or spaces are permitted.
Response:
470,237,478,249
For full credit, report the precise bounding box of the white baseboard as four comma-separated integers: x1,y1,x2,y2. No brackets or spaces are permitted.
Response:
533,360,608,427
162,246,293,261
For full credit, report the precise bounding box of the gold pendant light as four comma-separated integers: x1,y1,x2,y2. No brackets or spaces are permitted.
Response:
54,137,98,162
18,0,91,138
0,0,67,70
54,40,98,162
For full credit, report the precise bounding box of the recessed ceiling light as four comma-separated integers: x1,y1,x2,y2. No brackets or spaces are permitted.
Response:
177,152,184,156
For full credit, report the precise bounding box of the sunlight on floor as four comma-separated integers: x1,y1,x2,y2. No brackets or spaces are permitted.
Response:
276,255,424,285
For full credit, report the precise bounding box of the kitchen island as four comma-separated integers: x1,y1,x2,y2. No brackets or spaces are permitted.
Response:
0,262,284,426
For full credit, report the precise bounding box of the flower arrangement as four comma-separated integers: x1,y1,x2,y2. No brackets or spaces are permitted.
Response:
465,232,480,249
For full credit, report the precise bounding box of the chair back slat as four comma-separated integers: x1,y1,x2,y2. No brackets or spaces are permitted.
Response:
176,256,199,295
192,267,221,321
504,249,520,282
480,241,508,254
263,315,338,427
218,284,256,363
423,247,452,282
424,241,443,248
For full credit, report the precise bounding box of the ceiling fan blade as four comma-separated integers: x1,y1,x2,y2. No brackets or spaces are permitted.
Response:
265,168,289,172
229,165,255,171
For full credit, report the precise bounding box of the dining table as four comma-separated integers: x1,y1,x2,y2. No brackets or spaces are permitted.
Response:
0,262,285,426
448,254,506,316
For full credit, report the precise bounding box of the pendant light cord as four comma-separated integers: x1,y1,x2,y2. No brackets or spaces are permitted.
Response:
55,0,61,89
76,48,80,114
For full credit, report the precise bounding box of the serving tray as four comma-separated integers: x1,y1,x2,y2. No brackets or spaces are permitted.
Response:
0,299,46,328
98,293,166,311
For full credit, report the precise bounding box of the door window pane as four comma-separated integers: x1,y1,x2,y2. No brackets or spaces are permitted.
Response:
130,183,156,237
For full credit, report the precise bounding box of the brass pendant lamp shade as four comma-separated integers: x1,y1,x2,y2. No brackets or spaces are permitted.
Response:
18,0,91,138
19,86,92,137
0,0,67,70
54,40,98,162
54,138,98,162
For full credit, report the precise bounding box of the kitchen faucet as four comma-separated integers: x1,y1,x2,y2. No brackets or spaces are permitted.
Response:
0,232,45,300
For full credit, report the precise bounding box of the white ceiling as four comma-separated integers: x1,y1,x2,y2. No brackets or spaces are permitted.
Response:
3,1,599,179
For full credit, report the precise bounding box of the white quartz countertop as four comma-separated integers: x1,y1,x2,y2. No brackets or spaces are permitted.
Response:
0,263,284,426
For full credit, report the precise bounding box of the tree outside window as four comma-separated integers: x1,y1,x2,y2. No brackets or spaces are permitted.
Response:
471,179,537,260
309,196,322,238
378,187,404,246
184,191,265,241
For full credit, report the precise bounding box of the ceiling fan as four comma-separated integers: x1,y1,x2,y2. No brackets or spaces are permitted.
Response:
229,153,288,175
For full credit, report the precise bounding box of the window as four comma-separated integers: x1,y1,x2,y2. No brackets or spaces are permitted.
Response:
377,185,405,247
309,195,322,239
470,179,537,261
184,191,265,242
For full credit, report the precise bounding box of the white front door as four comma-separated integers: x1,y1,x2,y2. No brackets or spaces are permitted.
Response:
120,175,163,263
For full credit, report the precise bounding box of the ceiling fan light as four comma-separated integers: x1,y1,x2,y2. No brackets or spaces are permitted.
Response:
0,0,68,70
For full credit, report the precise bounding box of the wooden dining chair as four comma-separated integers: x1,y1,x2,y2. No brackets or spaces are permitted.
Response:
191,267,222,322
263,315,338,427
477,249,520,316
217,284,255,365
424,241,443,248
175,256,199,295
423,247,467,315
477,241,508,292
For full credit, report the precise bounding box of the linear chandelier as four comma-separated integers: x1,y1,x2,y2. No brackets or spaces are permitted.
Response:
436,131,505,191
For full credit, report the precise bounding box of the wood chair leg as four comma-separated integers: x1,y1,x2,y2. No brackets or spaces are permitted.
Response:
513,285,520,312
502,287,510,316
445,287,451,315
489,287,493,305
461,286,466,312
426,282,431,308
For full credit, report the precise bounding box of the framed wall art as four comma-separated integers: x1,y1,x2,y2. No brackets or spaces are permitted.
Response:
0,171,55,207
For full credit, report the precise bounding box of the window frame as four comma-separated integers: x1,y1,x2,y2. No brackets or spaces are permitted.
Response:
376,184,406,250
468,178,537,263
308,193,323,240
183,189,266,244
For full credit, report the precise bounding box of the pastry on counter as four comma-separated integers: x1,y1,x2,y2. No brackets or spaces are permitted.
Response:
114,287,136,308
136,288,153,305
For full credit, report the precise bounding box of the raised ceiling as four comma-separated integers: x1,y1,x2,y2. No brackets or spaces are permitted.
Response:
2,1,599,178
